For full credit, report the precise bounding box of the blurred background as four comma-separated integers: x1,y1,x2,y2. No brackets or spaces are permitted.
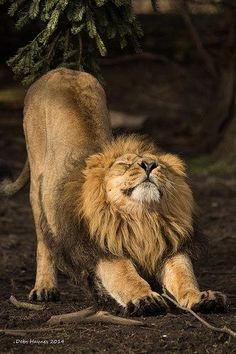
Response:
0,0,236,174
0,2,235,353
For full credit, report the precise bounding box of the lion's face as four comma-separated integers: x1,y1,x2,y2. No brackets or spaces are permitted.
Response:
83,136,190,216
105,152,169,207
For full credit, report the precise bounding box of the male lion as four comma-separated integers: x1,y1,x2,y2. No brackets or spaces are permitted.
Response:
1,68,228,316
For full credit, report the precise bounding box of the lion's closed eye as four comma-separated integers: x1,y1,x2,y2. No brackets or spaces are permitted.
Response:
114,161,133,168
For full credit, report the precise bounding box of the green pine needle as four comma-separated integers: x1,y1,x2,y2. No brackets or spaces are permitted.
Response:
1,0,156,85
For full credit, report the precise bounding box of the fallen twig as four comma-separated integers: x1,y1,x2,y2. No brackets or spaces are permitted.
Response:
9,295,45,311
47,306,143,326
82,310,144,326
1,308,144,337
47,307,94,325
0,327,65,337
162,287,236,338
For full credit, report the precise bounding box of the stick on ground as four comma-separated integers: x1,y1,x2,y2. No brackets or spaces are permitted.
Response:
0,327,66,337
9,295,45,311
162,287,236,338
47,307,144,326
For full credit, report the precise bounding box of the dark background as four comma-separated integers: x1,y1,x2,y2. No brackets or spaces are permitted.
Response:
0,2,235,353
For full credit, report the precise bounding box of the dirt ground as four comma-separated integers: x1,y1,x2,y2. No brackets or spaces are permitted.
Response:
0,62,235,353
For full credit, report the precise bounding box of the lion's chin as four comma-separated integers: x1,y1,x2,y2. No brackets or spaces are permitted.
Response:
130,181,161,204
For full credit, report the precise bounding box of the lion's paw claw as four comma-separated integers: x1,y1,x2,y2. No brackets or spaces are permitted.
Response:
125,292,168,317
29,287,60,302
191,290,229,313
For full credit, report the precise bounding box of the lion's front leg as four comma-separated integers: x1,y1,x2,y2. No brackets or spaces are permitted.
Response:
95,258,168,316
161,253,228,312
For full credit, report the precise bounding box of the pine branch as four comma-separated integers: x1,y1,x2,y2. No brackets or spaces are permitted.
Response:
1,0,157,85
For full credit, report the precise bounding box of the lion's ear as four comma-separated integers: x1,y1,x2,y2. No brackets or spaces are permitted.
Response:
159,153,186,177
85,153,106,170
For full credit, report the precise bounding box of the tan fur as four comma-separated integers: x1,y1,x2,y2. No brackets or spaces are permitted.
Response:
96,259,154,306
0,160,29,196
1,68,228,314
23,68,111,300
29,240,58,300
161,253,228,309
162,253,199,307
80,136,194,273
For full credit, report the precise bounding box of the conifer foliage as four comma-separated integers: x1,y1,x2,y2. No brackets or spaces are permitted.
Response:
0,0,157,85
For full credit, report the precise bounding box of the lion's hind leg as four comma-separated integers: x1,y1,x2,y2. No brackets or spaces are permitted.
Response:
95,258,168,316
29,239,60,302
29,182,59,302
161,253,228,313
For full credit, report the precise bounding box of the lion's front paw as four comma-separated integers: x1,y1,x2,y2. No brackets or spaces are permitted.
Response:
191,290,229,313
125,292,168,317
29,287,60,302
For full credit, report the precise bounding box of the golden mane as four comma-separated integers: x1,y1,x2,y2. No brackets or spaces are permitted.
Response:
79,136,195,273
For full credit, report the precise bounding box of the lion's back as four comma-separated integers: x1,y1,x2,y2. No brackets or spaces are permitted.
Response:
24,68,109,128
23,68,111,175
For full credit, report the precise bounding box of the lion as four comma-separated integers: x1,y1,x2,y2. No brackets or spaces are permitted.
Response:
0,68,228,316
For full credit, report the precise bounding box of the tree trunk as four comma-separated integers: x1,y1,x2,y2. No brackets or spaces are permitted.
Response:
203,62,235,135
214,97,236,163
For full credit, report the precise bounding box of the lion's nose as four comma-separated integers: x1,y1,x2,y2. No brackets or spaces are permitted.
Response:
139,161,157,175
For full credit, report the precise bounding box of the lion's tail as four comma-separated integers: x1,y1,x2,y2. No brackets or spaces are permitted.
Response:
0,160,30,197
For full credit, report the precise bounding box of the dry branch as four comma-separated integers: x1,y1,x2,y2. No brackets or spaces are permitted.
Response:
1,311,143,338
47,307,94,325
0,327,65,337
83,310,144,326
47,306,143,326
162,288,236,338
9,295,45,311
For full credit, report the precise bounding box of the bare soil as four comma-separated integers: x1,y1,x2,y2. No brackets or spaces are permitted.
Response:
0,63,235,353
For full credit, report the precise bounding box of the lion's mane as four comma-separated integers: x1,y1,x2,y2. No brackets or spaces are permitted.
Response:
44,135,195,280
80,136,195,272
